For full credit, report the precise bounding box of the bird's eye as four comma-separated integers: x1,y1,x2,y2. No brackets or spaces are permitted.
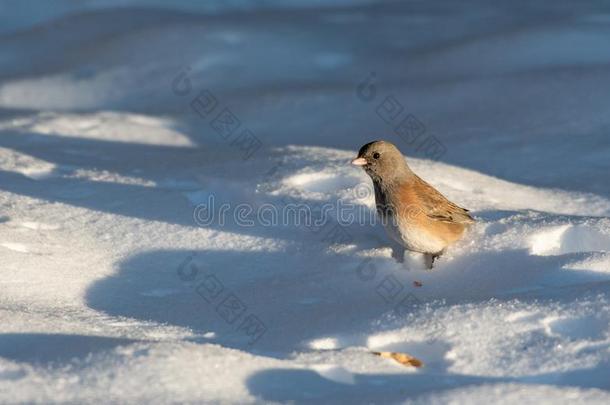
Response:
373,152,380,159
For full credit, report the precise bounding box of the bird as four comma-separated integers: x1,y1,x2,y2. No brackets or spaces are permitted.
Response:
351,140,474,268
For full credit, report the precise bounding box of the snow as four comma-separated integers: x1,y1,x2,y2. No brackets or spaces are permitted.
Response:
1,0,610,403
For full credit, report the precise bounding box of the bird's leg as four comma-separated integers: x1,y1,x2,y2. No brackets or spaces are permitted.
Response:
424,254,434,269
391,245,406,263
424,251,444,270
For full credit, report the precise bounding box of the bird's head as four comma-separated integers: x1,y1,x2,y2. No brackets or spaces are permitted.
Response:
351,140,411,184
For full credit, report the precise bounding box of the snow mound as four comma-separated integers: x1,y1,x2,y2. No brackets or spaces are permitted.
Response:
530,224,610,256
1,127,610,401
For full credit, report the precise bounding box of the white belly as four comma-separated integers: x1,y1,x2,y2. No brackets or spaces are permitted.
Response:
383,216,446,254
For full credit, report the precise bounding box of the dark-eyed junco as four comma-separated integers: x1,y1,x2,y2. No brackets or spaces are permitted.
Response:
352,140,474,268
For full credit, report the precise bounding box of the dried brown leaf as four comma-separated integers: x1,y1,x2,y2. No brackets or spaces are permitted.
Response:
372,351,423,368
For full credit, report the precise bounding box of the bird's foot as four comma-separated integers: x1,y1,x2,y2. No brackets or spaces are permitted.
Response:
424,251,443,270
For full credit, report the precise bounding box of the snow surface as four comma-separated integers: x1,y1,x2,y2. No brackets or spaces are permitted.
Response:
1,0,610,403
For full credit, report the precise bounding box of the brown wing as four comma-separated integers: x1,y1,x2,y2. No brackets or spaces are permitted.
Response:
411,175,474,225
